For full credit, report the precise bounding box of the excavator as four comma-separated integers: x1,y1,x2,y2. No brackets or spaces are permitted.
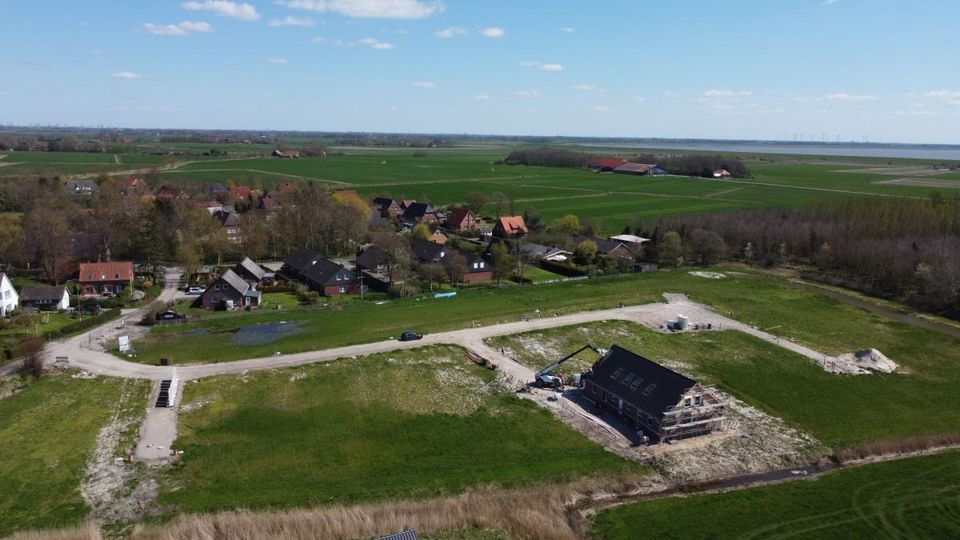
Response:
532,344,603,389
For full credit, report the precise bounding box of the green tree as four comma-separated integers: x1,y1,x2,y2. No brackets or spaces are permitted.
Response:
490,242,516,284
410,223,432,241
551,214,582,236
658,231,683,267
574,240,598,266
689,229,726,266
465,191,488,215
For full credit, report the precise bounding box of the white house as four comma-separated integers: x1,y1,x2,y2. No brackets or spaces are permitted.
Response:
0,273,19,316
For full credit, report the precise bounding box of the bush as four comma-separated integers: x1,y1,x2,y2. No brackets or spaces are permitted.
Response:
43,308,121,340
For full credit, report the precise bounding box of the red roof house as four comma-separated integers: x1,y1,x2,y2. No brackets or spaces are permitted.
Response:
493,216,528,238
445,208,485,231
590,157,628,172
78,261,135,296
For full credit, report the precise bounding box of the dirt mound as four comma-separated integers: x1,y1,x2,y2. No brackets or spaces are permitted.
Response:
688,271,726,279
839,348,898,373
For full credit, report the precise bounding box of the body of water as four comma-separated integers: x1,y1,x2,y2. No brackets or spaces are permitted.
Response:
580,141,960,161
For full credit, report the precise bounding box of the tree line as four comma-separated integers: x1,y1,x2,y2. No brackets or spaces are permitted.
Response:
502,147,750,177
641,195,960,318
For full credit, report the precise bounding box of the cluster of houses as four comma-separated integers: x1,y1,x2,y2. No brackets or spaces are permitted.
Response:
0,261,136,317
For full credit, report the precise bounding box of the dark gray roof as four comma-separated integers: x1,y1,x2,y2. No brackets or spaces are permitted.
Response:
234,257,266,281
402,202,434,222
219,269,252,294
283,248,356,286
19,286,67,302
356,246,390,270
586,345,697,418
573,235,629,255
409,239,445,263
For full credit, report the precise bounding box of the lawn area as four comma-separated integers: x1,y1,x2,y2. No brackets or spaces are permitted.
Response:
162,346,640,514
591,450,960,540
487,317,960,448
131,274,663,364
519,267,566,283
0,374,148,536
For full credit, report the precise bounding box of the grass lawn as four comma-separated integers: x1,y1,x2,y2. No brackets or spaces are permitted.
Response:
131,274,663,364
162,346,640,514
591,450,960,540
0,374,148,536
487,318,960,448
519,267,566,283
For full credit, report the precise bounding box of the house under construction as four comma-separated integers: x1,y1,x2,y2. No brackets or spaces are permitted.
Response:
581,345,725,442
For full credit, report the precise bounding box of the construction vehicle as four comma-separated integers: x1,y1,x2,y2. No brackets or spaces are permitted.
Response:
532,344,602,389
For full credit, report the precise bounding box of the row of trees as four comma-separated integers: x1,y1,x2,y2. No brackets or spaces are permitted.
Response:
645,195,960,317
628,154,750,178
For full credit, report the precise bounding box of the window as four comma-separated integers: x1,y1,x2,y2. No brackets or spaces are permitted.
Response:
695,395,703,406
684,397,692,407
339,286,346,294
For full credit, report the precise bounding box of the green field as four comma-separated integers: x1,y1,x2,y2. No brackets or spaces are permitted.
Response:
162,346,639,514
0,374,148,536
591,450,960,540
3,148,953,233
136,271,960,448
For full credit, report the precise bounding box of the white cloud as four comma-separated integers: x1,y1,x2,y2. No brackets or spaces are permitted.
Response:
481,27,505,38
540,63,564,72
435,26,466,38
474,94,491,101
634,96,646,103
181,1,260,21
574,84,595,91
358,37,394,50
824,93,879,102
893,109,937,117
269,15,315,27
664,90,681,98
560,27,575,33
112,71,142,79
266,57,289,64
91,48,105,56
590,105,612,112
143,21,213,36
311,36,328,43
926,90,960,100
411,81,436,89
822,0,839,5
277,0,444,19
703,89,752,98
514,90,540,99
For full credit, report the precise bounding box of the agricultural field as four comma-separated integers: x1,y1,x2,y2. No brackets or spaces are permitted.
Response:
591,450,960,540
0,374,148,537
161,346,640,514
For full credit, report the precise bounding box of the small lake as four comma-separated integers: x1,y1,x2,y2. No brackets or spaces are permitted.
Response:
232,321,304,346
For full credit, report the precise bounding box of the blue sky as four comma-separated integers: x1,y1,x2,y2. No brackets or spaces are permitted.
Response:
1,0,959,143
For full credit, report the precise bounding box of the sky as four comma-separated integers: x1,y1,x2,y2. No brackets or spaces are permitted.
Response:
1,0,959,143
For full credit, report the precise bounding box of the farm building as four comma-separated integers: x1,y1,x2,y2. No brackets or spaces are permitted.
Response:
200,268,261,310
589,157,627,172
272,150,300,158
0,273,19,316
19,286,69,311
581,345,725,441
713,168,732,178
613,163,666,176
78,261,135,296
282,249,361,296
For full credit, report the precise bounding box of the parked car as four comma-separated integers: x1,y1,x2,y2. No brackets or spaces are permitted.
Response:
187,286,204,295
399,331,422,342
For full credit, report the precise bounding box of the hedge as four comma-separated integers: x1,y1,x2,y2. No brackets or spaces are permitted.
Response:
43,309,122,340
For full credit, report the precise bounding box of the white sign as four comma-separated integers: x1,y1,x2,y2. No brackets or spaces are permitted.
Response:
118,335,131,353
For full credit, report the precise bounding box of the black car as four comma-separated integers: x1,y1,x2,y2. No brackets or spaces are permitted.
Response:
399,331,422,342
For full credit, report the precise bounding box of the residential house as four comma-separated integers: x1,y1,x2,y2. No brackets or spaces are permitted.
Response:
444,208,485,231
203,182,228,198
581,345,726,441
78,261,135,295
608,234,650,247
589,157,628,172
613,163,667,176
493,216,528,238
428,226,448,245
401,202,438,225
153,185,187,202
65,180,99,197
372,197,403,219
272,149,301,158
356,246,397,292
232,257,269,284
214,210,242,244
573,235,636,263
410,240,492,282
260,193,287,212
19,286,69,311
400,200,417,210
276,182,298,193
0,273,19,316
122,177,151,200
229,185,253,200
200,268,261,309
520,242,572,263
195,199,225,215
282,249,361,296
